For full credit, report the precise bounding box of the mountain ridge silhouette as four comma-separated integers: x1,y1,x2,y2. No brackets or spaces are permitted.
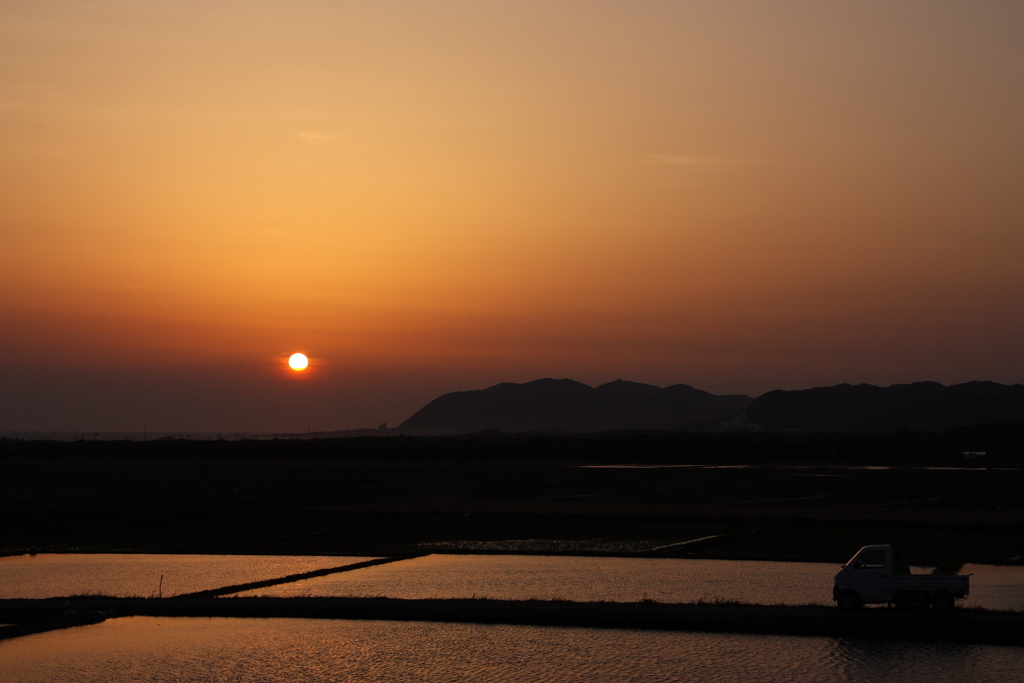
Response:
398,379,1024,434
399,378,752,433
747,380,1024,433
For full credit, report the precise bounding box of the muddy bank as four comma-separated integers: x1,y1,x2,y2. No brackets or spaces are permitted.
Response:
3,597,1022,647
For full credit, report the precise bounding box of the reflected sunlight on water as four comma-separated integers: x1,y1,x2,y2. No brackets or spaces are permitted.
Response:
5,553,1022,610
0,554,376,598
235,554,842,604
2,617,1024,683
235,555,1024,610
961,564,1024,611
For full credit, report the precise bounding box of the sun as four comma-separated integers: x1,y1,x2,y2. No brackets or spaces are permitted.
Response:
288,353,309,371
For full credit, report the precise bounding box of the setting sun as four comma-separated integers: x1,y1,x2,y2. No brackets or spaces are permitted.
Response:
0,1,1021,433
288,353,309,371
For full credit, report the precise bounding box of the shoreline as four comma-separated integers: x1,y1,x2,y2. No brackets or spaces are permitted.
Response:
3,596,1023,647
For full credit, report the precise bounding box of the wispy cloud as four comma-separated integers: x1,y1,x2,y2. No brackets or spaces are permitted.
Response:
643,154,764,168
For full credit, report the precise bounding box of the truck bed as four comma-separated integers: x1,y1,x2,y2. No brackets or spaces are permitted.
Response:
891,575,969,593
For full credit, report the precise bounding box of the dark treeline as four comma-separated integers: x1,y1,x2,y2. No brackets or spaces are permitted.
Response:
3,421,1023,465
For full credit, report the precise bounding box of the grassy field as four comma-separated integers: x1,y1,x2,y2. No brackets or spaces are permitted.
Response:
2,431,1022,565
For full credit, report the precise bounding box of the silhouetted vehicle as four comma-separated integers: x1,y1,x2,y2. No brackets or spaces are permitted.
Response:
833,545,969,612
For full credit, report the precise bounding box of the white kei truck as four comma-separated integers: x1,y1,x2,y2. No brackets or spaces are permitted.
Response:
833,545,969,612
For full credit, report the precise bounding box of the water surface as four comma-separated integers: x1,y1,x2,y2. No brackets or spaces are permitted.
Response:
6,553,1021,610
2,616,1022,683
961,564,1024,611
0,554,375,598
235,554,841,604
235,554,1024,610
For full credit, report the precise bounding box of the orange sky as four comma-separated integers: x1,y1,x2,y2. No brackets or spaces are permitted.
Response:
2,1,1022,431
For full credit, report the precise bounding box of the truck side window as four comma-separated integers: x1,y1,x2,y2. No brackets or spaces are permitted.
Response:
857,550,886,568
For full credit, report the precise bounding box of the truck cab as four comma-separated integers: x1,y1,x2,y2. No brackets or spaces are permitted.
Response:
833,545,969,612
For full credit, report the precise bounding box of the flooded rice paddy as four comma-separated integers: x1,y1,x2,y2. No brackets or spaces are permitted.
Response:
0,554,376,598
234,554,839,604
3,616,1024,683
2,553,1023,610
231,554,1024,611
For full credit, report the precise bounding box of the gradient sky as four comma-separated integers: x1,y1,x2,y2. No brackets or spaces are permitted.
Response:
2,1,1022,432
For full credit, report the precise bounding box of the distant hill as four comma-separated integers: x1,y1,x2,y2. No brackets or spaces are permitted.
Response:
398,378,753,433
747,381,1024,433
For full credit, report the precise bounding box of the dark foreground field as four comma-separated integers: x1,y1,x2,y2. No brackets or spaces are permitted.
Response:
2,428,1023,565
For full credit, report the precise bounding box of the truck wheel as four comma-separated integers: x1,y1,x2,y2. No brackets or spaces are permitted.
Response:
837,591,861,611
931,592,955,613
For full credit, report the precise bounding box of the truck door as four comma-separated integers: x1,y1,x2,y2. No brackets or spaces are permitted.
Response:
846,548,891,603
